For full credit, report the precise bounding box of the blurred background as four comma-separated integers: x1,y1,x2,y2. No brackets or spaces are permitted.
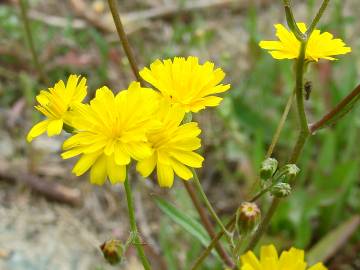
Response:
0,0,360,269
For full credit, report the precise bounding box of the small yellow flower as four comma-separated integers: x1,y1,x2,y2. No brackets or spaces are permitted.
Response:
27,74,87,142
136,101,204,187
259,23,351,61
240,245,327,270
139,56,230,113
61,82,160,185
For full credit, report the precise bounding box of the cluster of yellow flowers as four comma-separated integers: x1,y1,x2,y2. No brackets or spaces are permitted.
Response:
27,56,230,187
26,21,350,269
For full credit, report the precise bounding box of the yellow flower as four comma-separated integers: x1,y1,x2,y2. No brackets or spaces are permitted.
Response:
136,101,204,187
27,74,87,142
259,23,351,61
139,56,230,113
240,245,327,270
61,82,160,185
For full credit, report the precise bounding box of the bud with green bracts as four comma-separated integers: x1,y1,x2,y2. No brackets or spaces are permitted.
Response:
275,164,300,183
260,158,278,180
100,239,123,265
283,164,300,178
270,182,292,198
236,202,261,234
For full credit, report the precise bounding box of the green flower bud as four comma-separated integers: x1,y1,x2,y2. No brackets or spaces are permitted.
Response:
270,182,292,198
100,239,123,265
283,164,300,178
260,158,278,180
236,202,261,234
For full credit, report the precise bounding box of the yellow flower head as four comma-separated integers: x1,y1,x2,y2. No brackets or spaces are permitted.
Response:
259,23,351,61
136,101,204,187
61,82,160,185
139,56,230,113
27,74,87,142
241,245,327,270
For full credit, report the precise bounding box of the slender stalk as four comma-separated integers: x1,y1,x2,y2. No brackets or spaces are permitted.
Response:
246,40,310,251
191,216,236,270
249,186,272,203
124,177,152,270
183,182,235,268
310,84,360,133
248,90,295,198
107,0,143,83
266,90,295,158
306,0,330,36
191,168,232,241
19,0,47,84
282,0,306,41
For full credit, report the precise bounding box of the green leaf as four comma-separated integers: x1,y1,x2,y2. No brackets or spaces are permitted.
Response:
307,215,360,264
154,196,221,261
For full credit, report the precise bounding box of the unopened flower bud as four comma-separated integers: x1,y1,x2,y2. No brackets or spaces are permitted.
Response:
283,164,300,178
236,202,261,234
100,239,123,265
270,182,291,198
260,158,278,180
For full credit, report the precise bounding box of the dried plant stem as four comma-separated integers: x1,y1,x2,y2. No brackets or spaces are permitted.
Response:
191,216,236,270
310,84,360,133
107,0,143,82
19,0,47,84
124,177,152,270
183,182,235,268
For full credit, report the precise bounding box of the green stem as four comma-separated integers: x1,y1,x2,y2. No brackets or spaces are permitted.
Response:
107,0,143,83
246,40,310,251
19,0,47,84
191,168,233,243
248,90,295,199
124,177,152,270
282,0,306,41
306,0,330,36
265,90,295,158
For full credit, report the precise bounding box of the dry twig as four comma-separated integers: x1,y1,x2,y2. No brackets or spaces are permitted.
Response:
0,159,82,206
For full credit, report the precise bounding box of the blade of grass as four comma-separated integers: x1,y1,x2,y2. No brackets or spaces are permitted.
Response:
307,215,360,264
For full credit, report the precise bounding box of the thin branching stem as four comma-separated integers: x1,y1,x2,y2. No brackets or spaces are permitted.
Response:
246,38,310,251
282,0,306,41
19,0,47,84
107,0,143,83
266,90,296,158
310,84,360,133
191,216,236,270
191,168,234,245
306,0,330,36
124,177,152,270
183,181,235,268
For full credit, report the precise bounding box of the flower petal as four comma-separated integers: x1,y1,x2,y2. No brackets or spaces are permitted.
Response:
47,119,64,136
26,120,49,142
157,163,174,188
